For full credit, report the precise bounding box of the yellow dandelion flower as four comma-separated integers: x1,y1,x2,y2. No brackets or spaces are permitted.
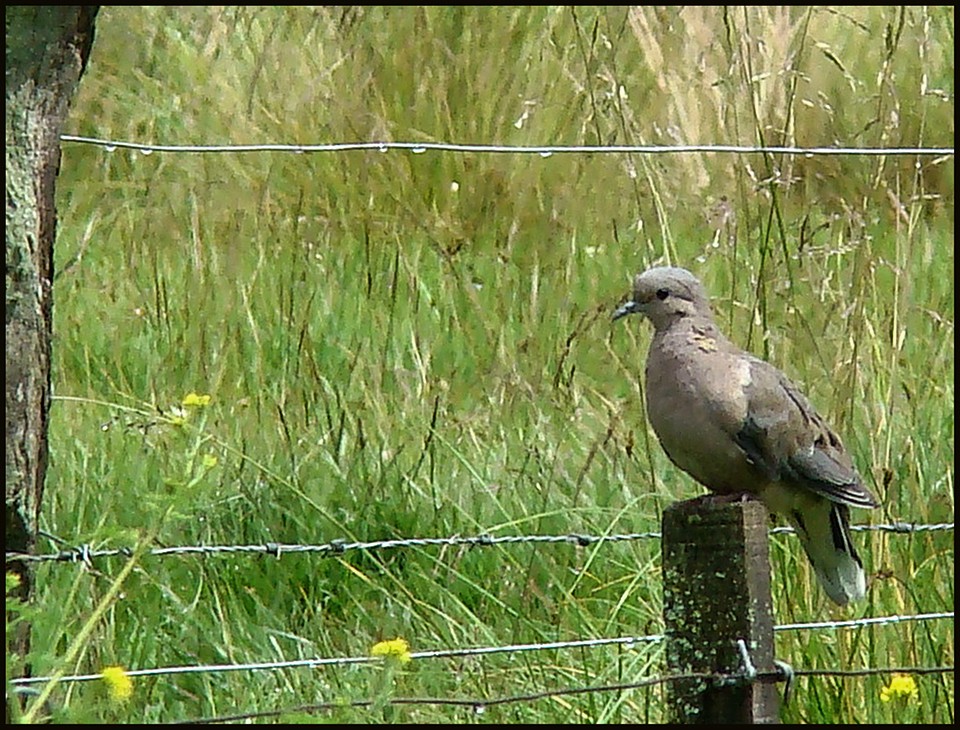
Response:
182,393,212,408
880,674,919,704
101,665,133,703
201,453,219,468
371,637,412,664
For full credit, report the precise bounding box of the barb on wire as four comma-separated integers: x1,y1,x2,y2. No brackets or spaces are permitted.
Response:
6,522,952,566
60,135,955,157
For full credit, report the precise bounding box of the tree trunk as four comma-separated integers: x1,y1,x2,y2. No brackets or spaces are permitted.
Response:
5,5,99,684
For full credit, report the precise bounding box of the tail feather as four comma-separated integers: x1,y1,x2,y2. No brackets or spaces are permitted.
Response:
790,500,867,605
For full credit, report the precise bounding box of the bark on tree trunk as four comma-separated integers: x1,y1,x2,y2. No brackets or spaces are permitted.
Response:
5,5,99,689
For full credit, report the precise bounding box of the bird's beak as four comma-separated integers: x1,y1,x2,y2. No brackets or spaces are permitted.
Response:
612,300,639,322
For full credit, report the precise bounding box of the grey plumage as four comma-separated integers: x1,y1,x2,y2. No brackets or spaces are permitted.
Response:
614,266,880,605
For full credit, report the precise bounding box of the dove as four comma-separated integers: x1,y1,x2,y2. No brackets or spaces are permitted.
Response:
613,266,879,604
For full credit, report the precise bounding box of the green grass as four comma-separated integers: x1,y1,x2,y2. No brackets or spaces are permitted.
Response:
10,6,953,723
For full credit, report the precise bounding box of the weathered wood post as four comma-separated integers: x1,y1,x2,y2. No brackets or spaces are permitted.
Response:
662,497,779,723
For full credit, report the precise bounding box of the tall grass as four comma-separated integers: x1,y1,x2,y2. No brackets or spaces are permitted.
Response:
12,6,953,723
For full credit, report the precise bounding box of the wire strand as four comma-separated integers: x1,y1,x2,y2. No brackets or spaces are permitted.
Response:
10,611,952,687
176,663,955,724
60,135,955,157
7,522,953,565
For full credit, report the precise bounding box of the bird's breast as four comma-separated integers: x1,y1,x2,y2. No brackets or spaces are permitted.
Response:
644,336,758,493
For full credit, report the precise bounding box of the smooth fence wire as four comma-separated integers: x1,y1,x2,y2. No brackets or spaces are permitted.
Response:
10,611,953,688
7,522,954,565
60,135,956,157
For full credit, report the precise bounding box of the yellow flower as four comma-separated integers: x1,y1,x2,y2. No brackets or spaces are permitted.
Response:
201,453,219,468
880,674,919,704
182,392,212,408
101,665,133,703
371,637,412,665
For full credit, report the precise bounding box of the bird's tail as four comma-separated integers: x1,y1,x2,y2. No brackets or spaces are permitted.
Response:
788,499,867,605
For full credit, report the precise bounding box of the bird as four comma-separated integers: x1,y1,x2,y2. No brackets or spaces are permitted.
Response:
612,266,880,605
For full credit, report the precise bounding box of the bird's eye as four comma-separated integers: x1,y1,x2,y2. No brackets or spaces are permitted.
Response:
656,288,669,301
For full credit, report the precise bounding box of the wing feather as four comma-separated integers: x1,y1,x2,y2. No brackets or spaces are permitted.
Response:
735,359,879,509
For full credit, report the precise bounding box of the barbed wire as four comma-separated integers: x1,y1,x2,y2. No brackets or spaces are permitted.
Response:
10,610,952,688
6,521,953,566
60,135,955,157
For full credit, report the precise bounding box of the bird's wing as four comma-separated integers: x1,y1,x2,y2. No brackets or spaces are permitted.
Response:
734,357,879,509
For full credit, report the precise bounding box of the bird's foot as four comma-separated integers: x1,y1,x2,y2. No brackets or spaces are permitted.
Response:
696,491,758,505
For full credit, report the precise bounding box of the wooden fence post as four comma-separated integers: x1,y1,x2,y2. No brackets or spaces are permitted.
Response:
662,497,779,723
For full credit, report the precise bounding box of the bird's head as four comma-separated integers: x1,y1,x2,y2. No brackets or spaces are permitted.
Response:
612,266,714,331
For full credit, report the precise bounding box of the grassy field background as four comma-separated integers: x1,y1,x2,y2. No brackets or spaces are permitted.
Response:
12,6,953,723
